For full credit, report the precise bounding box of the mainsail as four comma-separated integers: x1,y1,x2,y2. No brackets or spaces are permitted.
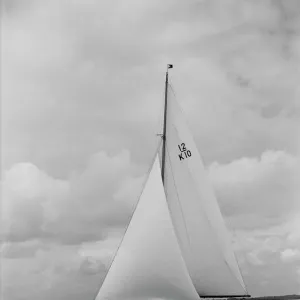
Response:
161,88,248,297
95,156,200,300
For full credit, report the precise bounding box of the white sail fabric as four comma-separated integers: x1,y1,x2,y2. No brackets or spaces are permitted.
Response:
162,91,248,296
95,156,200,300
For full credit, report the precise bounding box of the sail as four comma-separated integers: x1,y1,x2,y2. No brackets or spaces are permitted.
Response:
162,90,248,297
95,156,200,300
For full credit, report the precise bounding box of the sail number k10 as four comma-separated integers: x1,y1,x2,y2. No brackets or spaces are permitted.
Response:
178,143,192,161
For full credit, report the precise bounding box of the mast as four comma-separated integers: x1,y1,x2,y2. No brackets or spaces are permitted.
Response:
161,64,173,183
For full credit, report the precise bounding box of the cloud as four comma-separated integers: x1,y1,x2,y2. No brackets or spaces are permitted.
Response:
2,146,297,247
229,212,300,296
1,150,147,245
2,242,107,300
1,239,49,259
231,232,300,296
286,216,300,246
1,163,68,243
79,257,107,276
207,148,300,293
280,249,300,262
208,150,300,229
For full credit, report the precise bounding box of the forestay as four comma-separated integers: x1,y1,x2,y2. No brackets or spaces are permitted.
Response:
95,156,200,300
162,89,248,297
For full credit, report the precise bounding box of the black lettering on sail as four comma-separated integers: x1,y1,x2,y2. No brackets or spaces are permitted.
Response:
177,142,192,161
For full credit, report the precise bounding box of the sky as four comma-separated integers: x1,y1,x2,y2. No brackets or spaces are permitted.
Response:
1,0,300,299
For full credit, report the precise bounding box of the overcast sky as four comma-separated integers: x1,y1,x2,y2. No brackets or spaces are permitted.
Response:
1,0,300,299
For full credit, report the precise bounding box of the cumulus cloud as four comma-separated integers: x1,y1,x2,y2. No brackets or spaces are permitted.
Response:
1,150,147,245
209,150,300,229
286,216,300,246
206,149,300,295
1,163,69,242
280,249,300,262
229,211,300,296
79,257,107,276
1,239,49,259
2,242,107,300
2,146,297,252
